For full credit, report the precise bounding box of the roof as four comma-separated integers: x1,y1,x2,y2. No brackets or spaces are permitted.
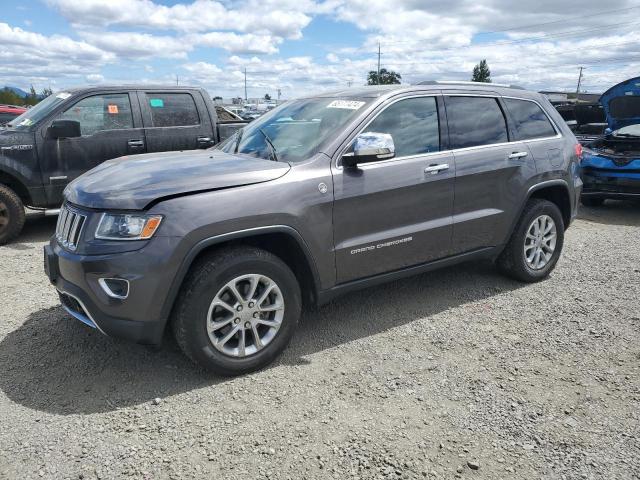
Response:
59,85,205,94
303,82,542,100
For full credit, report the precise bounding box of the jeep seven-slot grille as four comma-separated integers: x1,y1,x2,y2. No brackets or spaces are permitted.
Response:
56,205,86,251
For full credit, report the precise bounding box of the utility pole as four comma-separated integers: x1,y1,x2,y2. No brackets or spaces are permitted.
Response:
376,42,381,85
244,68,248,102
575,67,584,98
175,74,179,86
277,88,281,103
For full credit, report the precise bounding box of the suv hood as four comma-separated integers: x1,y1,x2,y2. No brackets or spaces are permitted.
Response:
65,149,290,210
600,76,640,131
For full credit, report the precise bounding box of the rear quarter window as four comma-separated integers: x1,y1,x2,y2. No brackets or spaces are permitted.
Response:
446,96,509,149
504,98,557,140
145,93,200,127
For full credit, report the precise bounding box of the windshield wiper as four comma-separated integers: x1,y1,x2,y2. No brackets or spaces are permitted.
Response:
614,133,640,138
258,128,279,162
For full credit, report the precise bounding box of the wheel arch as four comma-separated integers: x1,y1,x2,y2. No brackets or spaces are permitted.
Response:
526,180,572,229
0,168,31,205
160,226,322,326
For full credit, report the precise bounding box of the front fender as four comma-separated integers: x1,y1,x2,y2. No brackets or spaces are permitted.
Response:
158,225,322,322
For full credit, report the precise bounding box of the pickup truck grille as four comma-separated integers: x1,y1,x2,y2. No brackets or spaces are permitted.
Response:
55,205,87,251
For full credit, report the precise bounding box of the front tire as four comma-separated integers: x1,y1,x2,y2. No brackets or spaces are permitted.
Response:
497,199,565,283
172,246,301,375
0,185,26,245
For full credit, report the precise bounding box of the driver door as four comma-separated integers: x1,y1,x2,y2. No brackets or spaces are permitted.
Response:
39,92,145,205
331,95,455,283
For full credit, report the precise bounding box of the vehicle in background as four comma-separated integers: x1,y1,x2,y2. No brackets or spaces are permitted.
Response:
44,82,582,375
554,102,607,144
0,86,247,244
0,104,27,127
581,76,640,206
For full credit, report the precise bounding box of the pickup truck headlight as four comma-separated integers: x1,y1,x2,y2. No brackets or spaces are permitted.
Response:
95,213,163,240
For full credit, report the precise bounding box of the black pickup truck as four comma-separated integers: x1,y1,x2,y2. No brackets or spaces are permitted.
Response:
0,86,246,244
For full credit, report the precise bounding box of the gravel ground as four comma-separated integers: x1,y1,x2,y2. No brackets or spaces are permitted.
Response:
0,203,639,480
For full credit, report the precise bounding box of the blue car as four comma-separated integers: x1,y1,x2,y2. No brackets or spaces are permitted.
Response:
581,76,640,206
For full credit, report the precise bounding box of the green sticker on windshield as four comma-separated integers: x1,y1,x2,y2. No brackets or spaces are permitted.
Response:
149,98,164,108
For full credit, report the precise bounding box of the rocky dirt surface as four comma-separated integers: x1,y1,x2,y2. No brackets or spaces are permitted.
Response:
0,203,639,480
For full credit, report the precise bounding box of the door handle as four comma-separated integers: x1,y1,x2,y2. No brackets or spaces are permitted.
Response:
197,136,213,144
508,151,528,159
424,163,450,174
128,139,144,148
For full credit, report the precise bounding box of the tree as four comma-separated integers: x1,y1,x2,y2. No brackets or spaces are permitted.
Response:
212,95,223,102
41,87,53,98
471,59,491,83
264,93,271,101
367,68,401,85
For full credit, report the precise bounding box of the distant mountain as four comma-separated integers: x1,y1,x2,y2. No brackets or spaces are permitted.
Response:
2,86,29,97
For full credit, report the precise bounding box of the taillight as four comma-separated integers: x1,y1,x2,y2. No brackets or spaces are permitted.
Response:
574,143,583,160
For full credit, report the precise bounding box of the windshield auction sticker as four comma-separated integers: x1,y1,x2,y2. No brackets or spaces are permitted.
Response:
327,100,365,110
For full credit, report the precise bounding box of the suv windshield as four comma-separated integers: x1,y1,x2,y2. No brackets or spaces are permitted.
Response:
6,92,71,130
219,97,372,163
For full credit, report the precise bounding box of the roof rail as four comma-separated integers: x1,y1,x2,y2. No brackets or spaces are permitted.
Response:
416,80,525,90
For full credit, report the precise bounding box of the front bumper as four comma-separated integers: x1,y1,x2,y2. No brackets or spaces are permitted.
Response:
582,169,640,200
44,236,182,345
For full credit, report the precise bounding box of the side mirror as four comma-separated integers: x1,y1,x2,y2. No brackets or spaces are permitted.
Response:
342,132,395,168
48,120,81,139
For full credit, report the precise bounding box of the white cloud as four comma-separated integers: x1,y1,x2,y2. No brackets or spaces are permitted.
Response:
77,31,192,59
85,73,104,83
189,32,282,54
46,0,318,38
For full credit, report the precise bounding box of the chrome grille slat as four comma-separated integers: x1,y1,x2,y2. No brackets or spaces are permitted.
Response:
55,204,87,251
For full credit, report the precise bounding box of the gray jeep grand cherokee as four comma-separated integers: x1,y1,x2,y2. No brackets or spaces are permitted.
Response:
44,82,583,375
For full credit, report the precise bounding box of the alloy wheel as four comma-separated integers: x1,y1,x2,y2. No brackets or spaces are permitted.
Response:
207,274,285,357
523,214,557,270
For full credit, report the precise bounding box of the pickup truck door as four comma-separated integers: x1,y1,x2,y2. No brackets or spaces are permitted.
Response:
331,95,454,284
38,91,145,206
138,90,215,152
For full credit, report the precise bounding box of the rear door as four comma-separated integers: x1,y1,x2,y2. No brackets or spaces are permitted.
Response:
444,95,534,254
39,91,144,205
502,96,564,174
332,95,455,283
139,90,214,153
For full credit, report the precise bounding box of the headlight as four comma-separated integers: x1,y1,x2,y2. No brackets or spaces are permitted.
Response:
95,213,163,240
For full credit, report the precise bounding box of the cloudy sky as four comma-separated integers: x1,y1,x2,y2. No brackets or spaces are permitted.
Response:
2,0,640,99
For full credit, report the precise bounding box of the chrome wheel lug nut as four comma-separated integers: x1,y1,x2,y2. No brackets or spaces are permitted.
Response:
253,312,259,318
244,321,251,328
236,305,243,312
234,318,240,324
248,302,255,308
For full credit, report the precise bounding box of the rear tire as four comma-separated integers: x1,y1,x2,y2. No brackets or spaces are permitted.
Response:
581,196,605,207
0,185,26,245
497,199,564,283
171,246,301,375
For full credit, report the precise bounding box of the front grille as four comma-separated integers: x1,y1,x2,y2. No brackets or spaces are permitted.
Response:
55,204,87,251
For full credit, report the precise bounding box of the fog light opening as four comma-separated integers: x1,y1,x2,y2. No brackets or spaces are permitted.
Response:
98,278,130,300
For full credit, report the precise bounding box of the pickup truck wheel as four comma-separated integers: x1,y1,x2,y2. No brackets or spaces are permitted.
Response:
497,199,564,283
581,196,605,207
0,185,26,245
172,246,301,375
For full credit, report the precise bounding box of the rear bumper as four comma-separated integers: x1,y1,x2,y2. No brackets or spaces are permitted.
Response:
44,236,182,345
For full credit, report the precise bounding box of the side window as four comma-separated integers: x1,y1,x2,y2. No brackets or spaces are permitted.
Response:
364,96,440,158
145,93,200,127
57,94,133,136
446,96,508,149
504,98,556,140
